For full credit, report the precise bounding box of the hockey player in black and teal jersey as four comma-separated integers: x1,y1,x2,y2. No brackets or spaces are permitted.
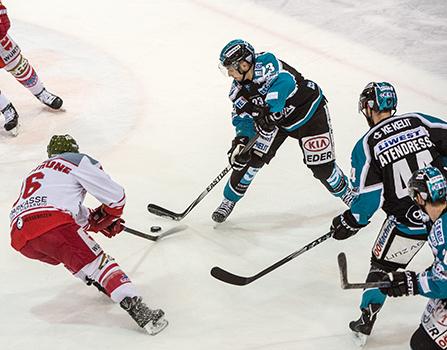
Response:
379,166,447,350
330,81,447,345
213,39,352,223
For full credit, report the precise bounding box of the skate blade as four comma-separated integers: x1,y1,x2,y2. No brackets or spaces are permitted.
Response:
144,318,169,335
351,331,368,347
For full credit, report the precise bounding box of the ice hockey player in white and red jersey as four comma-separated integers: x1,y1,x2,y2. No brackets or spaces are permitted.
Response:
9,135,168,335
0,1,63,136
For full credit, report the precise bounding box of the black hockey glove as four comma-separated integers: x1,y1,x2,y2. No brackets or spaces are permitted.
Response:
331,210,366,240
251,105,276,138
379,271,419,297
227,136,251,171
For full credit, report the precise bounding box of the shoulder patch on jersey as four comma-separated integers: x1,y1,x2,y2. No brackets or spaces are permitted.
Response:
430,219,445,247
59,152,99,167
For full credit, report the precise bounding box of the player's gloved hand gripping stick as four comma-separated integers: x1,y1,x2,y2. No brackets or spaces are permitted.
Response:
147,133,260,221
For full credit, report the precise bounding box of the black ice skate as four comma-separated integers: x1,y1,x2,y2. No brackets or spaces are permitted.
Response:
349,303,382,346
212,198,236,223
120,296,168,335
35,88,63,109
2,103,19,136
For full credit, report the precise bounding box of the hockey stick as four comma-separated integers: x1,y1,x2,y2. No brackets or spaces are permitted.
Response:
337,252,391,289
210,231,333,286
124,225,187,242
147,133,260,221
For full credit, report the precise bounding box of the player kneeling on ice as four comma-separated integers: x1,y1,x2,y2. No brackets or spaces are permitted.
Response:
0,1,63,136
213,39,353,223
9,135,167,335
330,82,447,346
378,166,447,350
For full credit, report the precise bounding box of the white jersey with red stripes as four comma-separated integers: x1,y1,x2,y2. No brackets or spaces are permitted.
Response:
9,152,125,249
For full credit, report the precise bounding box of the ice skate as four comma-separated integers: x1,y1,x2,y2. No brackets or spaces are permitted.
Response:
212,198,236,223
349,304,382,347
120,296,168,335
35,88,63,109
2,103,19,136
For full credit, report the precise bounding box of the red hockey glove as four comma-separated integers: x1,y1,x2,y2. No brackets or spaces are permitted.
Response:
101,218,125,238
87,204,122,233
0,4,10,39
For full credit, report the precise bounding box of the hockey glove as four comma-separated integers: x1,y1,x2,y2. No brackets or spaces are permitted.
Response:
251,105,276,138
101,218,125,238
379,271,419,297
228,136,251,171
87,204,123,233
0,4,10,39
331,210,366,240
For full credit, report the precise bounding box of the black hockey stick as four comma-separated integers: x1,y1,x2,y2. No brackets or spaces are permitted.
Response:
147,133,260,221
210,231,333,286
124,225,186,242
337,252,391,289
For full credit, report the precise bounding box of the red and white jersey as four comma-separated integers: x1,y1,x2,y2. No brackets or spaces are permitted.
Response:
9,152,125,250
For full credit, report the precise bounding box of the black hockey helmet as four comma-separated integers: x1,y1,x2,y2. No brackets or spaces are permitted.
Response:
408,166,447,204
358,82,397,123
47,134,79,158
219,39,255,77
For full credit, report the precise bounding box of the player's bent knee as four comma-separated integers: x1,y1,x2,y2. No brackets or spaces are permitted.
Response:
76,253,137,302
309,161,334,181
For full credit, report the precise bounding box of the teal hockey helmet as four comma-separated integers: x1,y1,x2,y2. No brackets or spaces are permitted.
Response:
359,82,398,115
408,166,447,203
219,39,255,70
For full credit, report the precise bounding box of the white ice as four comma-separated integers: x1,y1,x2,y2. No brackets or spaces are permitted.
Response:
0,1,446,349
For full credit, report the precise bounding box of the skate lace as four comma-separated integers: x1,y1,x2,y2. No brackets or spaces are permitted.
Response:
341,187,357,207
217,199,235,215
2,104,17,123
37,88,57,104
121,296,164,327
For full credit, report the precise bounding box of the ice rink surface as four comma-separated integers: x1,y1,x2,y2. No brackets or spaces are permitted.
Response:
0,1,446,349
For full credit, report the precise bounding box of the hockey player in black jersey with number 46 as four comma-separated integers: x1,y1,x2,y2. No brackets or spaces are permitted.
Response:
330,81,447,346
213,39,353,223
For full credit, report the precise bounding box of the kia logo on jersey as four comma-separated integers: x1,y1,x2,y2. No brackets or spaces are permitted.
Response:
303,136,330,151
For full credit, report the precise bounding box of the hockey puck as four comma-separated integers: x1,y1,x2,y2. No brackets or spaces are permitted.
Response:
150,226,162,233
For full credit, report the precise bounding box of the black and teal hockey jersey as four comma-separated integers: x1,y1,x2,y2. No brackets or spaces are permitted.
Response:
350,112,447,233
229,52,324,138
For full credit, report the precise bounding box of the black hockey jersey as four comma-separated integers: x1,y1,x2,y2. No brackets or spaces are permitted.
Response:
350,112,447,233
229,52,324,138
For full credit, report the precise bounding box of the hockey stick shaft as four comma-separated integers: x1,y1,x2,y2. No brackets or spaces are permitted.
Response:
148,133,260,220
337,252,391,289
211,231,333,286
